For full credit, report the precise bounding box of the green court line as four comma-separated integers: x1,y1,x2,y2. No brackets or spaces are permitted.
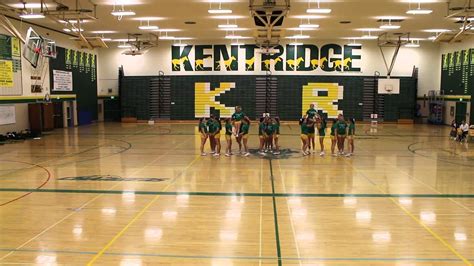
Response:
0,188,474,198
269,159,283,266
0,248,471,262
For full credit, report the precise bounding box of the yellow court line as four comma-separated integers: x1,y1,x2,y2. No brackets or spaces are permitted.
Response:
86,190,167,265
344,160,472,266
277,160,302,266
0,132,191,262
87,154,201,265
387,196,473,266
371,152,474,214
0,185,118,261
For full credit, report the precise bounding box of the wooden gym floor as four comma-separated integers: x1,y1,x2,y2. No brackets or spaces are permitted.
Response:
0,122,473,265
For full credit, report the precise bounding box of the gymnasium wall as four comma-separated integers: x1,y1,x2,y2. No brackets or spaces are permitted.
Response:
439,36,473,124
98,40,440,97
0,19,99,134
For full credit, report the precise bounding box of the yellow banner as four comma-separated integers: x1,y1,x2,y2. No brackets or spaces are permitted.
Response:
0,60,14,88
11,37,20,57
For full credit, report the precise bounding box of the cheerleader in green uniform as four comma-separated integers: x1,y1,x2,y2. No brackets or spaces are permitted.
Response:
258,117,266,155
315,116,327,156
330,118,338,156
231,106,247,137
239,118,251,156
272,117,281,155
224,118,233,157
346,118,356,157
208,116,221,157
335,114,348,155
299,116,310,156
306,117,316,154
199,118,209,156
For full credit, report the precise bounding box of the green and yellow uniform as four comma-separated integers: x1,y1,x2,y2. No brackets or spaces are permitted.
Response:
330,121,337,140
306,108,317,119
336,120,348,136
258,122,266,139
199,122,208,137
225,122,233,140
347,123,355,139
208,120,220,138
274,122,280,138
316,120,326,137
265,123,275,137
241,123,250,139
301,122,310,140
232,112,246,122
307,122,315,137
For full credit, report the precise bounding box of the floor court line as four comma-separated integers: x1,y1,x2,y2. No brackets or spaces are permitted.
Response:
269,159,283,266
0,248,472,262
0,136,191,262
1,188,473,198
347,161,473,266
277,159,302,266
86,154,202,265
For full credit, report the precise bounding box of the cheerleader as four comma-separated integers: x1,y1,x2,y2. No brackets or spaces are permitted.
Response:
207,114,216,154
346,118,355,157
264,117,275,152
335,114,348,155
258,117,266,155
272,117,281,155
306,117,316,154
306,103,317,119
199,118,209,156
315,116,327,156
231,106,246,137
224,118,233,157
330,118,337,156
208,116,221,157
240,118,251,156
299,116,310,155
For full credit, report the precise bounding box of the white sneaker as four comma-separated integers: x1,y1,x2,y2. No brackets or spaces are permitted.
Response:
244,152,250,157
340,151,345,155
210,151,215,154
332,153,337,157
259,151,265,155
201,152,207,156
225,153,231,157
213,153,220,157
345,153,352,157
273,151,280,155
320,151,325,156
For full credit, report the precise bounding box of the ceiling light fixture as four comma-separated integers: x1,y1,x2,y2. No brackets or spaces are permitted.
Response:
19,9,45,19
299,18,319,29
406,1,432,15
347,38,362,46
118,42,132,49
361,31,378,40
405,40,420,48
101,35,112,41
111,3,136,20
379,19,400,29
306,0,331,14
139,20,159,30
208,1,232,14
218,24,238,28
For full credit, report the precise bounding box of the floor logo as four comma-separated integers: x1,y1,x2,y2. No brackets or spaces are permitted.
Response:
58,175,168,182
195,82,235,118
302,83,344,118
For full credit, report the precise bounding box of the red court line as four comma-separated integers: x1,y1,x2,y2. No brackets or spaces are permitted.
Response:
0,160,52,207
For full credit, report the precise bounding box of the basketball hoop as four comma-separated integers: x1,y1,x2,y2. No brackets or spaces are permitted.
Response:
42,38,57,59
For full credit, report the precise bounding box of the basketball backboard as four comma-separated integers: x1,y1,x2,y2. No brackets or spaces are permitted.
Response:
23,27,43,68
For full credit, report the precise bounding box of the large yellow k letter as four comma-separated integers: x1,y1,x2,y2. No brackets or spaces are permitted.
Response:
195,82,235,118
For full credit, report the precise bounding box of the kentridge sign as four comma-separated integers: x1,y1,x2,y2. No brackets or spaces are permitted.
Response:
171,44,361,72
